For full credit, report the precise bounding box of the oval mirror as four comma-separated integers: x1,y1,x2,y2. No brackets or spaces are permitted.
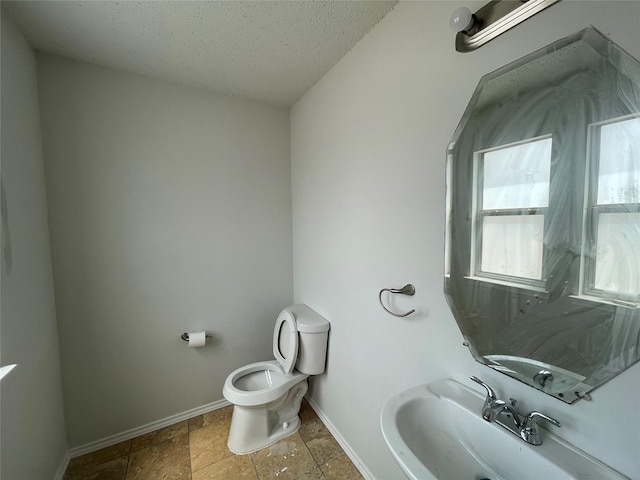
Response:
445,27,640,403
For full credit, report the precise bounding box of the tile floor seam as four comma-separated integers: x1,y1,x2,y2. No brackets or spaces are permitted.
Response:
250,453,260,480
188,431,194,480
124,440,132,480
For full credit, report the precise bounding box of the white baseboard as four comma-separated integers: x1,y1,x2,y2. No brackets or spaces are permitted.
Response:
66,398,231,460
306,397,376,480
56,398,372,480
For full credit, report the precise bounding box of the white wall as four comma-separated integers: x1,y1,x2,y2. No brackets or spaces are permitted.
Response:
291,2,640,479
1,15,69,480
36,55,292,446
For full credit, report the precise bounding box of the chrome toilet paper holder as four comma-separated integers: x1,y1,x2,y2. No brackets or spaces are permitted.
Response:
181,332,213,342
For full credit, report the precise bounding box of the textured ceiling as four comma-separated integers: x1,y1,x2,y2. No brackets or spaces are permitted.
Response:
2,1,397,106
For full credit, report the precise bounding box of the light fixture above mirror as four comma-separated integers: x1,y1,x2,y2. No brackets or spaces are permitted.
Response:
451,0,562,52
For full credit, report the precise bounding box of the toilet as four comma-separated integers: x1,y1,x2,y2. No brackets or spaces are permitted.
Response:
222,304,330,454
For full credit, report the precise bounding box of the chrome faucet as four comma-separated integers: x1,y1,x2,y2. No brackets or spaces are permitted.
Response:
483,398,522,426
470,376,561,446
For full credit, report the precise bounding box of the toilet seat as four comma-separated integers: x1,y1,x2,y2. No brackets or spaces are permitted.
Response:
223,309,304,407
272,309,298,374
223,360,308,406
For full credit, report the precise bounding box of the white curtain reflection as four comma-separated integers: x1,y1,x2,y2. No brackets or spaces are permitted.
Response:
597,117,640,205
483,137,551,210
481,215,545,279
594,212,640,296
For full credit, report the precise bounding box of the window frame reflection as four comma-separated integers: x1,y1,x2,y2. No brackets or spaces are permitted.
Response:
580,114,640,305
470,135,552,290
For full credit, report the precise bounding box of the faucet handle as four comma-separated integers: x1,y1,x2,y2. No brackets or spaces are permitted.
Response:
470,376,497,403
524,411,561,429
521,411,561,445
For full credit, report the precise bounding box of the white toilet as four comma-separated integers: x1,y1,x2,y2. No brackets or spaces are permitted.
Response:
222,304,330,454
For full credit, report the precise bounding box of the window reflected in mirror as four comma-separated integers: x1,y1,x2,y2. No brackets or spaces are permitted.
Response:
582,115,640,303
472,136,551,286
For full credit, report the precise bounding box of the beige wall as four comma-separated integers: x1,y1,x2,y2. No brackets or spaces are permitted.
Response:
291,2,640,479
1,15,69,480
36,55,292,446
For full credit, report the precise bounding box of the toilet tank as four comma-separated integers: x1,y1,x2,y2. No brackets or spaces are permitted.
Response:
289,304,330,375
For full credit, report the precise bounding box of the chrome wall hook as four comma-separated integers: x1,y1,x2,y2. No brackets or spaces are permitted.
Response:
378,284,416,317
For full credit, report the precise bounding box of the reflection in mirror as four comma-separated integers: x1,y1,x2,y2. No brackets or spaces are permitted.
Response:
445,27,640,403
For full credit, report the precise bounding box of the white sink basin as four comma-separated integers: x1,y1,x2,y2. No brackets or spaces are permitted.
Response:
380,379,625,480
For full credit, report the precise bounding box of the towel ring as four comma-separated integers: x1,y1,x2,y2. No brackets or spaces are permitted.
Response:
378,284,416,317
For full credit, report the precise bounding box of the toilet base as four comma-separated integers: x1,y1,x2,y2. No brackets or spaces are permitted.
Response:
227,379,308,454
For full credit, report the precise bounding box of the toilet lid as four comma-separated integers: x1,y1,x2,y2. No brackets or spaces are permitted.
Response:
273,310,298,374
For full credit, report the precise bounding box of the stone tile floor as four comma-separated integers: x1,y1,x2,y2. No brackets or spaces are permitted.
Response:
63,399,364,480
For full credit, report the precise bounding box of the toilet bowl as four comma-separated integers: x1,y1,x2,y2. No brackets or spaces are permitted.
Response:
224,360,308,406
222,304,330,454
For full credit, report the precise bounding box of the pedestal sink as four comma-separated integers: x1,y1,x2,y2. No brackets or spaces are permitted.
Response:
380,379,626,480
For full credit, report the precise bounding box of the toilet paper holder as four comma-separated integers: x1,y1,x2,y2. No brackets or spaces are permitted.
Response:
181,332,213,342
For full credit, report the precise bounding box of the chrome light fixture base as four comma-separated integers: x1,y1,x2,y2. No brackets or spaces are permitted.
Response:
454,0,562,53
